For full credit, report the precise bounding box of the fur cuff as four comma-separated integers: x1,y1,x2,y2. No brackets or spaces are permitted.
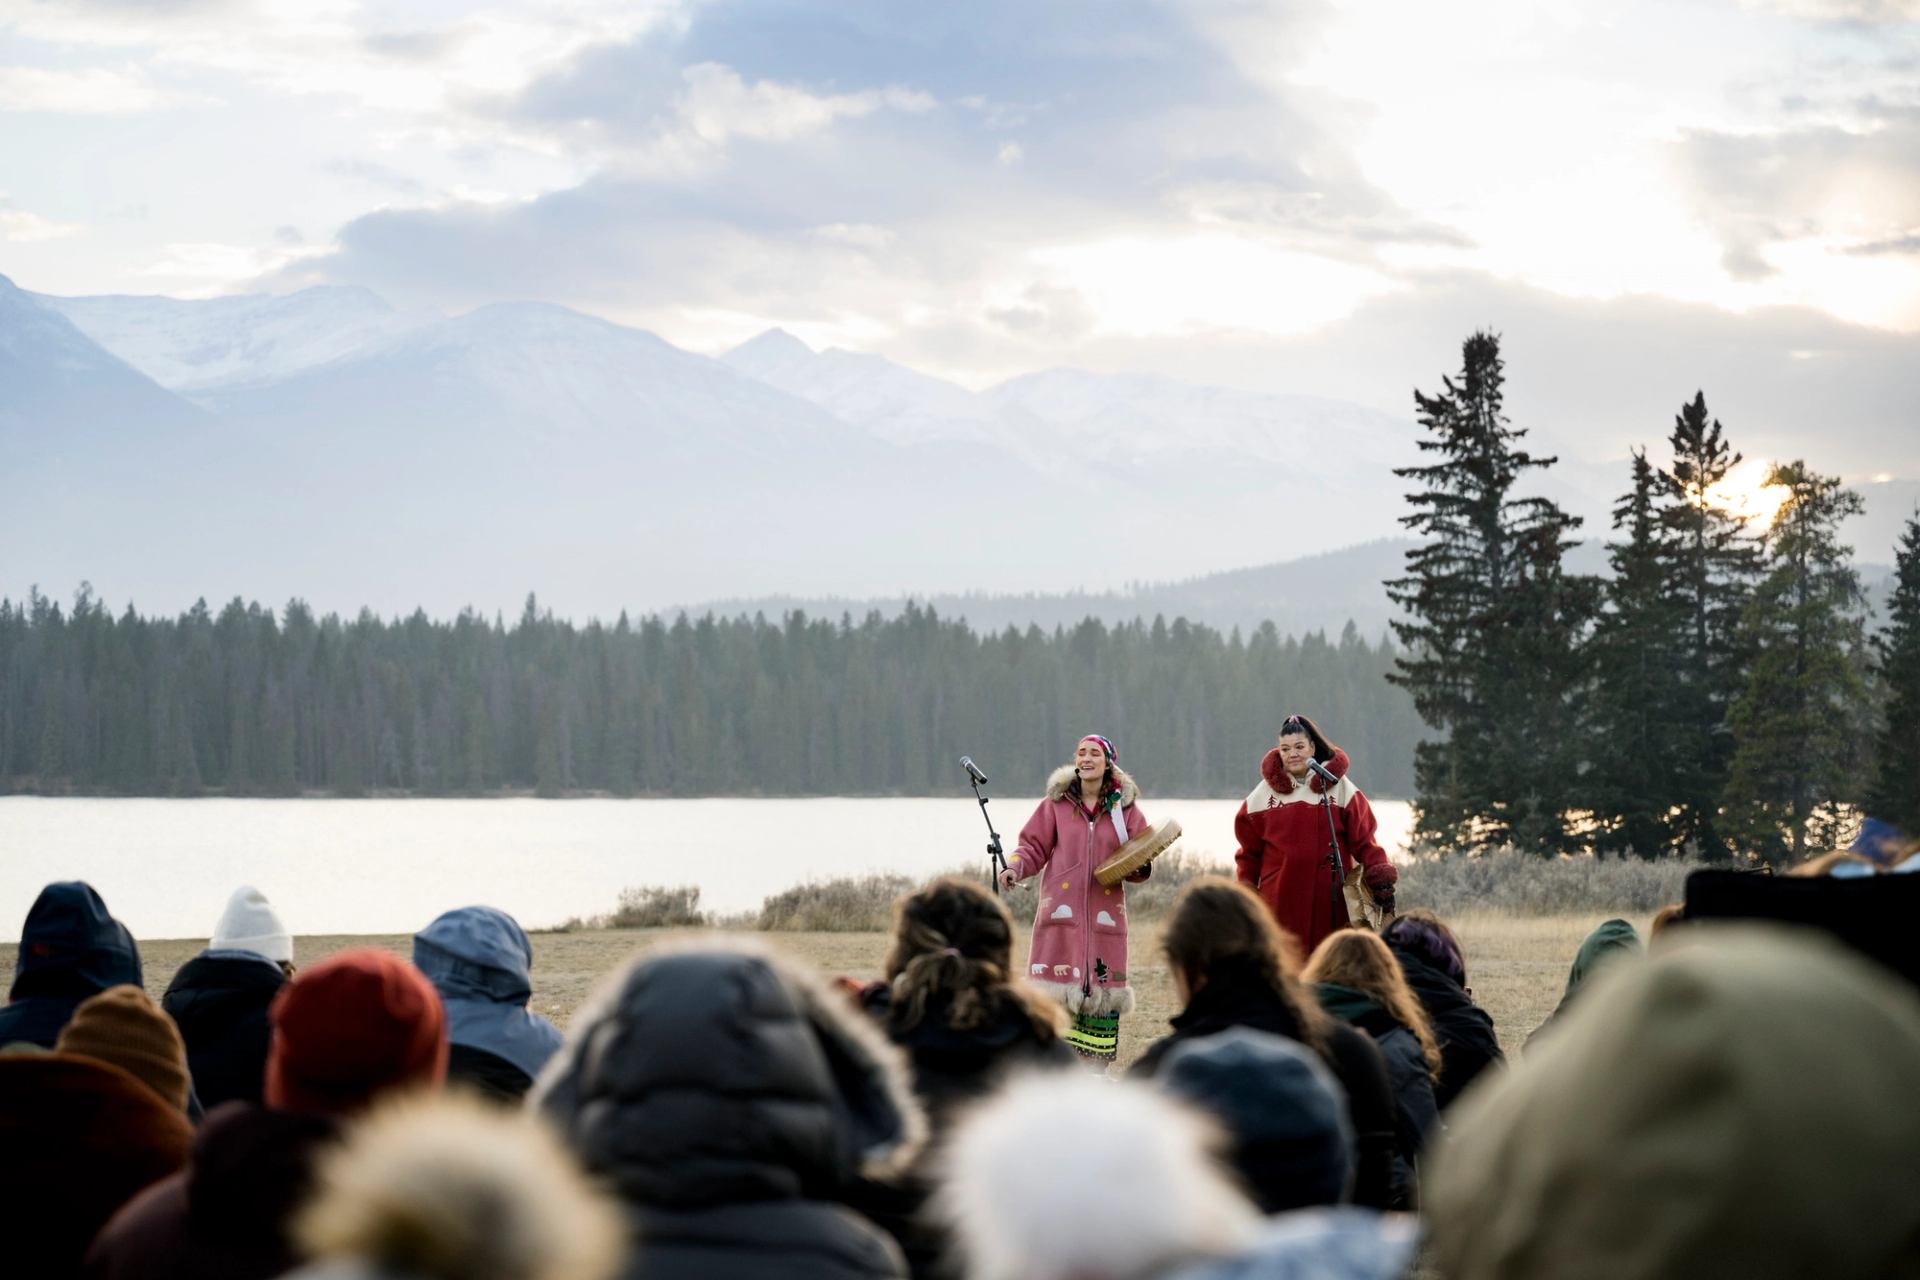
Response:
1026,979,1136,1018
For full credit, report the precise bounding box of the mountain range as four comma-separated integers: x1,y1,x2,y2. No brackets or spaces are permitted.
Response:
4,275,1913,632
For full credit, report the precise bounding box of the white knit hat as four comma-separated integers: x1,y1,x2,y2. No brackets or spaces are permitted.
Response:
211,884,293,964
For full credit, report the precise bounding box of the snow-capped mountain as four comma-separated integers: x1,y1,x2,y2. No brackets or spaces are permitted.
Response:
208,301,865,460
719,329,1424,489
721,328,1017,448
37,284,427,398
0,275,203,445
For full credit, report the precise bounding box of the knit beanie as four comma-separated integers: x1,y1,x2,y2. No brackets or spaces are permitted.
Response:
55,984,192,1111
267,949,448,1117
211,884,294,964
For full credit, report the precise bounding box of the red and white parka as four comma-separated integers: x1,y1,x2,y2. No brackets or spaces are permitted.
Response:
1233,747,1398,956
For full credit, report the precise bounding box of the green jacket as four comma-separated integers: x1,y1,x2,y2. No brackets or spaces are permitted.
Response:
1427,925,1920,1280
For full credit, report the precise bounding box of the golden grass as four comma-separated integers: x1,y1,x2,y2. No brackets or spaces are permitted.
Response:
6,909,1647,1070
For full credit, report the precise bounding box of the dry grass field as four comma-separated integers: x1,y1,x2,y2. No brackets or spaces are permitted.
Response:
7,910,1650,1069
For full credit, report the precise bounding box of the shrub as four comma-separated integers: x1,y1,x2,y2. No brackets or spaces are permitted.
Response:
756,873,917,932
608,884,709,929
1395,847,1699,916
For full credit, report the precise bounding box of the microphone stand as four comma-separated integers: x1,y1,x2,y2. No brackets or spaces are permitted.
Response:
1318,776,1345,934
969,773,1008,896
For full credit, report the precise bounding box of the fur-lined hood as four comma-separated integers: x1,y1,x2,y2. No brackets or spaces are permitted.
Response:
533,937,927,1200
1044,763,1141,807
938,1072,1260,1280
288,1095,625,1280
1260,747,1350,796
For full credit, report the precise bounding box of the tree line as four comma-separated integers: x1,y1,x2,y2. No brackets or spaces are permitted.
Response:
1389,331,1920,861
0,593,1423,800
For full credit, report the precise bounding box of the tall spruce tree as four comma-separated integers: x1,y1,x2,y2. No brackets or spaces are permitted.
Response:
1657,392,1761,858
1866,512,1920,834
1587,449,1688,855
1388,331,1598,852
1724,462,1872,861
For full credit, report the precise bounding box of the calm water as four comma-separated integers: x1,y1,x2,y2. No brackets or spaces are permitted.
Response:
0,795,1413,939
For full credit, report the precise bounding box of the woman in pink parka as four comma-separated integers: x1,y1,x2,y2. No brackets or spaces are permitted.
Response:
998,734,1151,1065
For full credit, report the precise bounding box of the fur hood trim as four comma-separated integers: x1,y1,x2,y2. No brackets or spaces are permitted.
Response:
1261,747,1350,796
1026,978,1137,1018
291,1093,625,1280
1045,763,1140,807
530,935,927,1183
937,1073,1261,1280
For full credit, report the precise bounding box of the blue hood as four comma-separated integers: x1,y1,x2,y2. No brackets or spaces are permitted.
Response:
0,881,142,1048
8,881,140,998
412,906,560,1081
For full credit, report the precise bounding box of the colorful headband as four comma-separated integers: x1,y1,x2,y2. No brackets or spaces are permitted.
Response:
1079,734,1117,764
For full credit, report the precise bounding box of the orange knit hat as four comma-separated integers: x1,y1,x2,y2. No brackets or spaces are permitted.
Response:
55,984,191,1111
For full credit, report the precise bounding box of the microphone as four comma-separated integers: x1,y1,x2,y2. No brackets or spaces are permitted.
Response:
961,755,989,785
1306,758,1339,788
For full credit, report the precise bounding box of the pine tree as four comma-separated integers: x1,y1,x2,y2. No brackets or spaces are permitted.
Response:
1866,512,1920,833
1657,392,1761,858
1586,449,1688,855
1724,461,1871,861
1388,331,1598,851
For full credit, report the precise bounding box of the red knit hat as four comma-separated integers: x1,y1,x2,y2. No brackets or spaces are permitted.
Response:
266,948,447,1116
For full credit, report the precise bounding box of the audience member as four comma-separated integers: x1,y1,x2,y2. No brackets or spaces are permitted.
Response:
938,1072,1415,1280
57,985,193,1114
283,1095,624,1280
413,906,563,1101
1524,917,1642,1049
0,1045,192,1277
1378,911,1502,1110
0,881,140,1049
82,948,448,1280
1152,1027,1354,1213
852,876,1075,1276
1427,925,1920,1279
1131,877,1398,1210
1304,930,1440,1207
162,885,293,1109
533,941,925,1280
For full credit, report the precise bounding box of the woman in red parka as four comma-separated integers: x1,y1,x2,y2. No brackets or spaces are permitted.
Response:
1234,713,1397,956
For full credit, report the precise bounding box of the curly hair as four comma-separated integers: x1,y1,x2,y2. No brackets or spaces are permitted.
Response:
1303,929,1443,1078
885,876,1063,1040
1159,877,1326,1053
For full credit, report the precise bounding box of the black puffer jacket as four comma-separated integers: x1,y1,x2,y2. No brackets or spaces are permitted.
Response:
535,945,925,1280
851,986,1076,1277
1385,943,1504,1112
162,955,286,1108
1130,956,1399,1210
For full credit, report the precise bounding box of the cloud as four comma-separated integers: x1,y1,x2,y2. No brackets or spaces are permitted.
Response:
140,239,328,295
0,64,200,113
0,194,79,241
1745,0,1920,19
1848,231,1920,255
1671,110,1920,322
673,62,932,146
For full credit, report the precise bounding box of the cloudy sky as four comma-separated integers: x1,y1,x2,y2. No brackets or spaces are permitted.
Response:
2,0,1916,472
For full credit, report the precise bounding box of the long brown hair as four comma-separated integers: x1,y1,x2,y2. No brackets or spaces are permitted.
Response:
1160,877,1326,1053
885,876,1063,1039
1303,929,1442,1078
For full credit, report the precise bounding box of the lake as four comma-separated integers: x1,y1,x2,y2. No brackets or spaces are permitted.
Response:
0,795,1413,939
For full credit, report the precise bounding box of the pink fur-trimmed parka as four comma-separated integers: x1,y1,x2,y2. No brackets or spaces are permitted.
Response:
1005,765,1149,1017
